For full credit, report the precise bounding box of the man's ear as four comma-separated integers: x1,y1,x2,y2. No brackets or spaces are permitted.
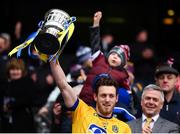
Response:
93,93,97,102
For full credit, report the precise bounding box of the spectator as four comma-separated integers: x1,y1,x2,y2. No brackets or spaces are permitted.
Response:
0,33,11,51
155,60,180,125
0,34,11,82
51,94,72,133
66,45,92,84
79,11,130,106
130,27,157,86
91,12,115,56
1,58,37,132
32,63,56,110
50,61,131,133
0,33,11,132
101,31,115,56
127,84,179,133
12,20,24,47
76,45,92,69
124,61,144,117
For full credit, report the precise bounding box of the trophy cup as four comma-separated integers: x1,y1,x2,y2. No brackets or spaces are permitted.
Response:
9,9,76,62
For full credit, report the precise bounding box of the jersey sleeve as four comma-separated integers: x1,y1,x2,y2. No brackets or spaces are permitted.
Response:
71,99,91,122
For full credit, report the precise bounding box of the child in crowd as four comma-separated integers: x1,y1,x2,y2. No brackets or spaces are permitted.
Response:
79,11,130,106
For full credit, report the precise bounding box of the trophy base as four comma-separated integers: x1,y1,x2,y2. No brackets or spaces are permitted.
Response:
32,33,60,55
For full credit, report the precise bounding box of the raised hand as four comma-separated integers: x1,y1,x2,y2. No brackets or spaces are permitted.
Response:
93,11,102,27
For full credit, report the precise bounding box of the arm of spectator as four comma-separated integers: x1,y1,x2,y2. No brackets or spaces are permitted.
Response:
93,11,102,27
89,11,102,54
50,61,77,108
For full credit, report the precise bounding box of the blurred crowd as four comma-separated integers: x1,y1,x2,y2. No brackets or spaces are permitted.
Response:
0,11,179,133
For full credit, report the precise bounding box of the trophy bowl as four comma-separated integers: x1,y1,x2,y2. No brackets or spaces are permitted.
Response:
8,8,76,62
32,9,71,55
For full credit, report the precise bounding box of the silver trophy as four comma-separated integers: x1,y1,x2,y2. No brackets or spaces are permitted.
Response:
8,9,76,62
32,9,75,55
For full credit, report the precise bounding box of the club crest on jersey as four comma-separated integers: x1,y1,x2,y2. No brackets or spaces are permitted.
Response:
93,113,98,117
88,124,106,134
112,125,119,133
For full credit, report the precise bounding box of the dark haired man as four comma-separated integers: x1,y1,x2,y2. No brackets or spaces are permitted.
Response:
50,61,131,133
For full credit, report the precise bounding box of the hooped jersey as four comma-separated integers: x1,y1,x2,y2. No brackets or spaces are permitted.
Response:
72,99,131,133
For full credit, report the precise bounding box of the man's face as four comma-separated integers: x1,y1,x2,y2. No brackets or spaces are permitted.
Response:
136,31,148,43
156,73,177,93
108,53,121,67
0,37,6,53
94,86,118,117
141,89,163,117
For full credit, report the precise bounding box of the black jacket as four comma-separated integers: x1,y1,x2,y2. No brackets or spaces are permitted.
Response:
160,90,180,125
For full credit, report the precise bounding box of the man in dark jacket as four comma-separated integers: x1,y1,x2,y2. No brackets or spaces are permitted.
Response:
155,61,180,125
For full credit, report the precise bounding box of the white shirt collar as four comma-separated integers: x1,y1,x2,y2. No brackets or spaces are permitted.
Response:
142,114,159,122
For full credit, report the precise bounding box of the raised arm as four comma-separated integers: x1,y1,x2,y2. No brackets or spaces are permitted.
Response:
50,61,77,108
93,11,102,27
89,11,102,54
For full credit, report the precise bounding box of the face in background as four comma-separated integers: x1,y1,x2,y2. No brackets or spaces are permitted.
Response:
9,68,23,80
141,89,163,117
142,48,154,59
108,53,121,67
155,73,177,93
102,34,114,45
14,21,22,39
0,37,6,53
93,85,118,117
136,30,148,43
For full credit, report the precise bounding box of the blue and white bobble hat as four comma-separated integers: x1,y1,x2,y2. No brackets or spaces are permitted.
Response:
76,46,92,64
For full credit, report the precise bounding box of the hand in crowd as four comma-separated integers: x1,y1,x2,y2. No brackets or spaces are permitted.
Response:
53,102,62,116
53,102,62,124
93,11,102,27
38,106,49,115
77,69,87,82
31,72,37,82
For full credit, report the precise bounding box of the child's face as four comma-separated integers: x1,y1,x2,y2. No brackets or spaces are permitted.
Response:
108,52,121,67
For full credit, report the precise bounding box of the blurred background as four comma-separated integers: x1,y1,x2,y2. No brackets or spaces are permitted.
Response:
1,0,180,70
